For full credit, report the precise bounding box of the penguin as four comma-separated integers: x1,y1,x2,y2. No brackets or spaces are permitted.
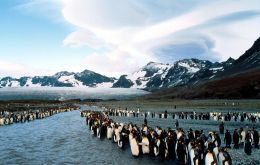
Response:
29,114,33,121
154,138,160,157
142,125,148,134
244,132,252,155
97,126,101,138
0,117,4,126
113,126,120,143
159,137,166,159
213,147,219,164
218,148,232,165
118,123,124,132
141,134,150,154
156,127,162,136
224,130,232,148
233,129,240,149
86,116,89,125
98,124,106,138
240,128,246,146
107,125,113,139
176,137,188,164
253,128,259,149
118,133,126,149
189,146,199,165
204,151,217,165
9,117,14,124
129,133,140,157
188,141,193,153
91,125,97,136
97,124,107,139
4,117,9,125
167,133,176,160
176,129,183,140
205,141,217,165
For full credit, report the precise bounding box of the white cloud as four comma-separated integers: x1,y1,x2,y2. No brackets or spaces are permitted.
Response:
81,49,152,77
14,0,64,23
11,0,250,76
0,60,54,78
63,29,105,48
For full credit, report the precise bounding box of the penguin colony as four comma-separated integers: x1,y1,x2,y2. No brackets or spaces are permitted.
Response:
0,105,79,126
103,108,260,155
79,110,259,165
105,108,260,123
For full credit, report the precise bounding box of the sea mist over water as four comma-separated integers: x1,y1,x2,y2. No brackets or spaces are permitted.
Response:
0,87,149,100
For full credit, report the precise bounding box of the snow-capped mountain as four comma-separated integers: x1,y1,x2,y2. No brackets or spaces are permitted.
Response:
143,37,260,99
112,58,234,90
112,62,171,88
0,70,115,88
0,58,235,89
2,36,260,90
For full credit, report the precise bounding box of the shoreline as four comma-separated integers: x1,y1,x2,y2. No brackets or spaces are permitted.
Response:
94,99,260,112
1,99,260,112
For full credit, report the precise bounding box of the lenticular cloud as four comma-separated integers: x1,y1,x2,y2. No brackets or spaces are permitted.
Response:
61,0,260,76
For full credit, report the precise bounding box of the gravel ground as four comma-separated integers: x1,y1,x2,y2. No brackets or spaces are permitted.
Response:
108,114,260,165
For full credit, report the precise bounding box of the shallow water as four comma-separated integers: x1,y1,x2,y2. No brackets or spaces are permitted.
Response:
0,106,177,165
0,106,259,165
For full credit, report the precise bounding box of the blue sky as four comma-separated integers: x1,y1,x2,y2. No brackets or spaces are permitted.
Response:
0,0,260,78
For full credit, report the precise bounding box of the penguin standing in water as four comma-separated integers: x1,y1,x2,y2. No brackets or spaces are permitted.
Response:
224,130,232,148
175,120,179,128
239,127,246,147
144,117,147,126
164,110,168,119
219,122,224,134
233,129,240,149
244,130,252,155
97,124,107,139
253,128,259,149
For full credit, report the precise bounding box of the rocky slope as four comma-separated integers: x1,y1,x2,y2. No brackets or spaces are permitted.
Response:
142,37,260,99
112,58,235,90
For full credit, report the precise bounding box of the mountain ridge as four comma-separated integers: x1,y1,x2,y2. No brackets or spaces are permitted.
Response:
0,57,236,89
1,37,259,96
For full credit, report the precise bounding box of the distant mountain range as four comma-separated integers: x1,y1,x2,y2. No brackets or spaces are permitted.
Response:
0,70,115,88
112,57,235,90
1,37,260,99
142,37,260,99
0,58,234,89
